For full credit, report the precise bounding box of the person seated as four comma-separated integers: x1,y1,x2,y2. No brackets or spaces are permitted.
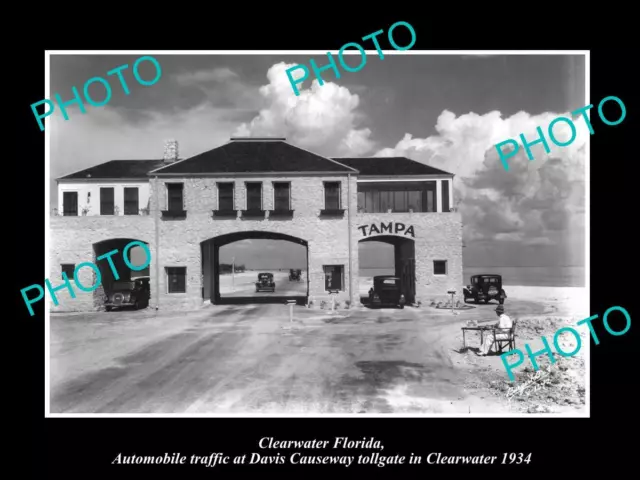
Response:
476,305,512,356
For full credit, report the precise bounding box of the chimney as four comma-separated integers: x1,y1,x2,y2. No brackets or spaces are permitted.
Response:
163,139,179,163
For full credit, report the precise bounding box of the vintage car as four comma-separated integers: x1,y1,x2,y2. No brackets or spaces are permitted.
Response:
463,274,507,304
255,273,276,292
368,275,406,309
289,269,302,281
104,276,150,311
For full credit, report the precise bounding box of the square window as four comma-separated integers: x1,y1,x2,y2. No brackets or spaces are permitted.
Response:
61,264,75,279
323,265,344,291
434,260,447,275
166,267,186,293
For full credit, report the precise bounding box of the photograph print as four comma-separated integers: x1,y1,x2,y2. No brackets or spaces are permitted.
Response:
46,51,588,416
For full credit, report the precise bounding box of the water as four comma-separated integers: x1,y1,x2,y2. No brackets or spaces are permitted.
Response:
464,266,585,288
360,266,585,287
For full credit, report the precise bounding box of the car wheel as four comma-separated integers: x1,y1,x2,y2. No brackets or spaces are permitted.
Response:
105,306,112,312
399,304,404,309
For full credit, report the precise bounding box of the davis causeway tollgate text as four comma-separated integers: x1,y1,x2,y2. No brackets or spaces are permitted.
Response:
111,452,533,467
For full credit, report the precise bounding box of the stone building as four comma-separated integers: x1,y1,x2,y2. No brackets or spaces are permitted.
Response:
51,137,463,312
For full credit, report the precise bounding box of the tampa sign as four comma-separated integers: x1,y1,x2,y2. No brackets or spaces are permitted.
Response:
358,222,415,237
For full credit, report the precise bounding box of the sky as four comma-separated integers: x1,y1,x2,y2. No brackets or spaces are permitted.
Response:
49,53,586,271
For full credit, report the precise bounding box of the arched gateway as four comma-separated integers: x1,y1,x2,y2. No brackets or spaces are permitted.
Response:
201,231,309,305
358,235,416,305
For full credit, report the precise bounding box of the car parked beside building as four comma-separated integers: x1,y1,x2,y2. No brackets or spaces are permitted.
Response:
463,274,506,304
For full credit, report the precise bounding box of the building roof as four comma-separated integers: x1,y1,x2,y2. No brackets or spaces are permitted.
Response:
151,139,358,175
57,160,165,180
332,157,454,176
55,142,454,181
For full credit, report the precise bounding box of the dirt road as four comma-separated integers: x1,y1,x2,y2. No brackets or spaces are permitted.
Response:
50,303,507,414
49,293,585,415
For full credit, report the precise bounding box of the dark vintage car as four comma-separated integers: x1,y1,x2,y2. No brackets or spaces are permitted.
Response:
289,269,302,281
255,273,276,292
368,275,406,309
104,276,150,311
463,274,507,304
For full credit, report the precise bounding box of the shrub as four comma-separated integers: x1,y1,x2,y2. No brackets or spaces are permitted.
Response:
320,300,328,310
345,300,351,309
334,301,341,309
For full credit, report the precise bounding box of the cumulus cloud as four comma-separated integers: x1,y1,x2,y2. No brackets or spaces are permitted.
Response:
233,62,375,157
375,109,587,255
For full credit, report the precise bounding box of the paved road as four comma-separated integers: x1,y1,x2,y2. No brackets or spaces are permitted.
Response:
50,302,537,414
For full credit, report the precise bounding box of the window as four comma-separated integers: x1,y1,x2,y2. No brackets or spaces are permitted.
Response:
100,187,114,215
246,182,262,210
357,181,437,213
218,183,234,210
124,187,139,215
442,180,450,212
324,182,341,210
61,264,75,278
166,267,186,293
434,260,447,275
62,192,78,216
273,182,290,210
167,183,184,212
323,265,344,291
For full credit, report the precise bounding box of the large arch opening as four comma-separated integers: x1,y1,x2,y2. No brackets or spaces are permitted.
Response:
92,238,150,309
358,235,416,305
201,231,309,305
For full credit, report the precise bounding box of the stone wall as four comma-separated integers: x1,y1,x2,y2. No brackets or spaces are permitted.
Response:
150,175,359,309
48,176,463,312
49,216,155,312
354,212,464,303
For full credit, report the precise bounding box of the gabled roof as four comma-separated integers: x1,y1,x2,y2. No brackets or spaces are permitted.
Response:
332,157,454,176
150,139,358,175
57,160,165,180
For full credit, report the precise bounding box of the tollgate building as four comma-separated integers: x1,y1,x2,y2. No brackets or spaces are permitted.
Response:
51,138,463,312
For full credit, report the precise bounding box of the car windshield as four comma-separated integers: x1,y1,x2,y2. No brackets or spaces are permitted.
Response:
112,281,134,290
382,279,398,284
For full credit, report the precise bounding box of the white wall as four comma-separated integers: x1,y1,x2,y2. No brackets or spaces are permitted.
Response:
57,180,151,216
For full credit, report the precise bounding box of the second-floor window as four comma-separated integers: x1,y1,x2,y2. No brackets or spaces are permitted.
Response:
246,182,262,210
324,182,341,210
167,183,184,212
62,191,78,216
218,183,234,210
357,181,438,213
124,187,139,215
100,187,114,215
273,182,290,210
